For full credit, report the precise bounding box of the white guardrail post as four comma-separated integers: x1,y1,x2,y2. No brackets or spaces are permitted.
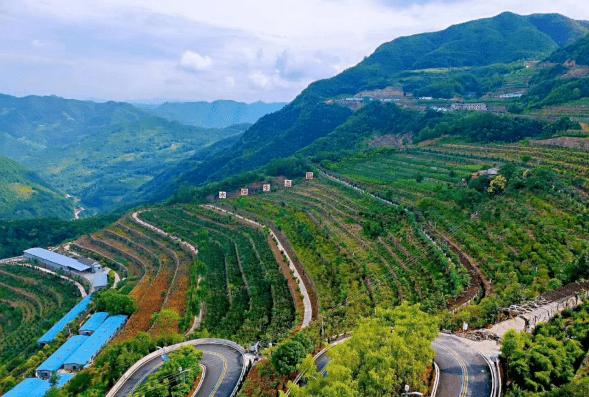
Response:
106,338,247,397
431,362,440,397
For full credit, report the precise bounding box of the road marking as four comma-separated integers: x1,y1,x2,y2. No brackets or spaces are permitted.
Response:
433,342,469,397
206,351,228,397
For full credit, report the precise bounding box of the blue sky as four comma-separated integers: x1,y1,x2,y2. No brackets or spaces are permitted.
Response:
0,0,588,103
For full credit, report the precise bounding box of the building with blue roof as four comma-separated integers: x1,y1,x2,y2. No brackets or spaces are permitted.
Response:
36,335,88,378
37,295,93,346
4,373,74,397
93,273,108,291
24,248,91,272
80,312,109,336
64,315,127,371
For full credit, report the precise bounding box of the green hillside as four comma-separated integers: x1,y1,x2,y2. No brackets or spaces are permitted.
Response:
149,100,286,128
0,156,73,220
547,32,589,65
143,12,587,202
0,93,250,216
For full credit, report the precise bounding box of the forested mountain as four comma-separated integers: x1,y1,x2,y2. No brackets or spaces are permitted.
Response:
0,93,249,216
148,100,286,128
142,12,588,202
547,32,589,65
0,155,72,220
0,94,147,157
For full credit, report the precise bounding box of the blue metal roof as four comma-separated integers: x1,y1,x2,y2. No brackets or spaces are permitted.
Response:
38,295,93,345
66,315,127,366
80,312,109,333
24,248,90,272
37,335,88,373
93,273,108,288
3,374,74,397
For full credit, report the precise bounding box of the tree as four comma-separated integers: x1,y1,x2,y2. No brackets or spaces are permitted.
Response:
93,290,137,315
272,341,307,376
285,303,438,396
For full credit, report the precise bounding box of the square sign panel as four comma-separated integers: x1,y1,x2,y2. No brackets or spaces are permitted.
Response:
240,188,249,196
284,180,292,188
263,184,271,192
306,172,314,180
219,191,227,199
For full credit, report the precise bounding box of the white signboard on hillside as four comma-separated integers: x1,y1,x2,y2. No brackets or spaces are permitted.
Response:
240,188,249,196
284,180,292,188
306,172,314,180
263,184,271,192
219,191,227,199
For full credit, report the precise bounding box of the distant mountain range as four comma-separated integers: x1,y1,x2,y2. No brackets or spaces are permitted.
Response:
0,155,72,220
140,12,589,202
143,100,286,129
0,94,254,216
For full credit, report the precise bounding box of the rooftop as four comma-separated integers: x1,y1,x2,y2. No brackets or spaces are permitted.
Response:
24,248,90,272
80,312,109,333
3,374,74,397
66,315,127,366
37,335,88,372
93,273,108,288
38,295,93,345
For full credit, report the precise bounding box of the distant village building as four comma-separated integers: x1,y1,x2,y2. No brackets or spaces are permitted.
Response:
354,86,405,100
419,97,433,100
219,191,227,199
499,92,523,99
24,248,101,273
240,188,248,196
525,60,539,68
306,172,314,180
263,184,271,192
284,180,292,188
451,103,488,111
472,167,500,179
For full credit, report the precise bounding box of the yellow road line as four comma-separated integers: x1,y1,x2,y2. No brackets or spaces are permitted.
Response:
206,351,228,397
433,343,469,397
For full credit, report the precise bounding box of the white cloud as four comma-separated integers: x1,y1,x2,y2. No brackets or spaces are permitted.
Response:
248,70,271,89
3,0,589,103
225,76,236,87
178,50,212,72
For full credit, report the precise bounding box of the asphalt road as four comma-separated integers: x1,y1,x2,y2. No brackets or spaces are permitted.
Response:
114,343,243,397
307,334,491,397
433,334,492,397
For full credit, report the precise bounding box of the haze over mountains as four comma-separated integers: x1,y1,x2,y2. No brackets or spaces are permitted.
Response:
2,11,589,220
0,95,281,218
146,100,287,129
139,12,589,203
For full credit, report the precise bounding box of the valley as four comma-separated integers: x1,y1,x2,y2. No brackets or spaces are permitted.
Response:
1,8,589,397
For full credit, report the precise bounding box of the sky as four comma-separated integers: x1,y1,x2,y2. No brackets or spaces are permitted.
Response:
0,0,588,104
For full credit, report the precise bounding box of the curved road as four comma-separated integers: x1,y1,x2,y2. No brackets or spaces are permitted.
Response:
299,334,492,397
113,343,244,397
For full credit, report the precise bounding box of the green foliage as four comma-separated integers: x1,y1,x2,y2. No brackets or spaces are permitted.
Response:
272,341,308,376
133,345,203,397
547,32,589,66
0,212,119,260
93,290,138,316
502,301,589,394
286,303,438,397
0,155,72,220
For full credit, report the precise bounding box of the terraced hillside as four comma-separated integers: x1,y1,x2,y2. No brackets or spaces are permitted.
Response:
318,142,589,326
0,265,81,388
137,206,297,345
70,214,196,341
217,177,473,337
70,206,296,346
